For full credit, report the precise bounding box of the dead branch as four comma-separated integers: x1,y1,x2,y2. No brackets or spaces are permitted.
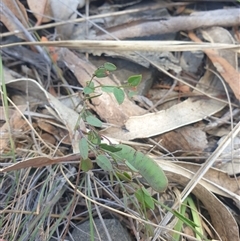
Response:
95,8,240,40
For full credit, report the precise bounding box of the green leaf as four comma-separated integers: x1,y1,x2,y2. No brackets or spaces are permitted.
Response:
99,144,122,153
104,62,117,71
94,67,108,78
143,193,154,210
101,86,115,93
141,187,151,197
83,86,94,94
86,115,102,127
88,131,101,145
96,155,113,171
187,196,204,239
141,187,154,209
135,188,154,210
127,75,142,87
113,87,125,104
88,81,95,88
127,90,138,98
79,138,89,160
115,171,132,181
173,198,188,241
135,189,144,204
81,158,93,172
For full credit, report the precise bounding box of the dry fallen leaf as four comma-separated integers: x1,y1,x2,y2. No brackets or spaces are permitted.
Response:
100,54,230,140
0,105,28,154
27,0,52,24
1,78,85,153
1,0,29,39
0,154,81,172
155,125,208,156
37,119,71,145
189,29,240,100
50,0,85,38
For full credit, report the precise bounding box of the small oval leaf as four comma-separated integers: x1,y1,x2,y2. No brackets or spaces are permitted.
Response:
104,62,117,71
113,87,125,104
101,86,115,93
135,188,154,210
81,158,93,172
127,75,142,87
135,189,144,204
79,138,89,160
96,155,113,171
143,192,154,209
83,86,94,95
94,67,108,78
86,115,102,127
127,90,137,98
88,131,101,145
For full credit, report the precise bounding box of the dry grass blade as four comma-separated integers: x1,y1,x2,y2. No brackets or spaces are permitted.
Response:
2,40,239,52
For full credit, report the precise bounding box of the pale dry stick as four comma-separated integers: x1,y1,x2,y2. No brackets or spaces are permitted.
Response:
96,8,240,40
85,0,90,61
206,68,240,197
152,121,240,241
2,40,239,52
59,165,202,241
0,2,188,38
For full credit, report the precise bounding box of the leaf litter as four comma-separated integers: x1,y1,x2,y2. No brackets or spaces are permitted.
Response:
0,1,240,241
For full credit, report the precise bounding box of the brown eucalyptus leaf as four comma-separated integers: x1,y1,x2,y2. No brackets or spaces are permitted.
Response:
1,0,29,39
37,119,71,145
27,0,52,24
155,126,207,156
0,154,81,173
189,29,240,100
100,66,226,141
0,105,28,154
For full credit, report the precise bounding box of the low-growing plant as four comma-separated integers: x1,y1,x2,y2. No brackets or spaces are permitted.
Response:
78,62,168,191
77,62,210,241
